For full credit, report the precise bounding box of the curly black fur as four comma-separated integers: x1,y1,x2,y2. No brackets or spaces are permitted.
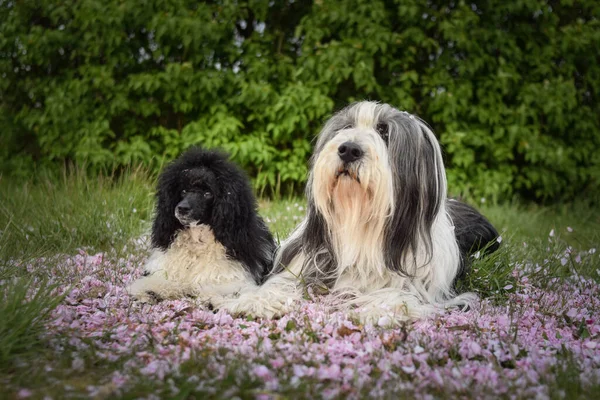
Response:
151,147,276,284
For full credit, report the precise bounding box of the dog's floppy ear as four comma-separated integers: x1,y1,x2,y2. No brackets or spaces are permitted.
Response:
151,165,184,250
210,168,275,284
384,118,444,275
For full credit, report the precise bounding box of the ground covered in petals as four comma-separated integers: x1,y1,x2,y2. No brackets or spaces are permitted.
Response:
1,177,599,399
7,234,600,399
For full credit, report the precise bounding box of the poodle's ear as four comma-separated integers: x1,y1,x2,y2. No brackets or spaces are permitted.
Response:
211,174,276,284
151,167,183,250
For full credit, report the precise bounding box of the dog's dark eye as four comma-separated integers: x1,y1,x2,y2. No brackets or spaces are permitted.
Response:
203,191,213,200
341,124,352,130
376,123,389,142
181,190,187,197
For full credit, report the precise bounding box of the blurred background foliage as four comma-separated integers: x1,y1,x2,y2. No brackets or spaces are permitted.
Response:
1,0,599,201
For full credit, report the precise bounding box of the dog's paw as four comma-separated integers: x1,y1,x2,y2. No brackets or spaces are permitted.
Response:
130,290,163,305
349,309,407,327
349,301,424,326
190,296,216,312
213,294,291,320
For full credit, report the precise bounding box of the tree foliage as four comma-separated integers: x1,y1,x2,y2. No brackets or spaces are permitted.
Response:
1,0,599,201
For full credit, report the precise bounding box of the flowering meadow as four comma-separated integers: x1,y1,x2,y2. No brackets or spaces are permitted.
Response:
1,181,600,398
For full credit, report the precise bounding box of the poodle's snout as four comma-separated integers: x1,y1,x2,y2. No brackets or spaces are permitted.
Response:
175,199,191,216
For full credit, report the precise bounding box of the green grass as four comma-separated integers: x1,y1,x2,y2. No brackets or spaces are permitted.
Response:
0,276,66,372
0,170,599,398
0,169,154,393
0,167,154,259
481,200,599,249
3,171,596,263
457,200,599,305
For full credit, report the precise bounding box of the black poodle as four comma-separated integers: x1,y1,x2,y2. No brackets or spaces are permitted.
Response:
127,147,276,305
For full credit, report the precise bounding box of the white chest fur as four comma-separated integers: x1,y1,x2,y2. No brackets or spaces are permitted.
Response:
128,225,256,304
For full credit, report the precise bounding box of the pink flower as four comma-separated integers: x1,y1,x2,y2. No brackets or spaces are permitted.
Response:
253,365,272,380
469,341,482,357
401,365,416,374
270,357,285,368
23,243,600,397
318,364,341,380
566,308,579,318
17,389,33,398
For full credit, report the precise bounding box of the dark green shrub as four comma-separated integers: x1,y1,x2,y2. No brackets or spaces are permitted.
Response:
1,0,598,201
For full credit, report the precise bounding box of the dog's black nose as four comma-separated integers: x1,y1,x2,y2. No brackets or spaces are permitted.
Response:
175,204,190,215
176,199,191,215
338,142,363,163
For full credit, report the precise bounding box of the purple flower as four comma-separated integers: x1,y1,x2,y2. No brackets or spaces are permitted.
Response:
318,364,342,380
17,389,33,398
13,242,598,398
401,365,416,374
253,365,272,380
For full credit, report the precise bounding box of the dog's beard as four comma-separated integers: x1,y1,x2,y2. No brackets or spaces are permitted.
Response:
175,210,203,227
175,212,196,226
334,163,360,182
311,131,394,286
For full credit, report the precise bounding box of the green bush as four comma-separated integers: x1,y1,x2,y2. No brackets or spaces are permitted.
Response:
1,0,599,201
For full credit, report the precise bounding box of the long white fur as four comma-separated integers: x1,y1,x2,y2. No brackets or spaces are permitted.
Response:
217,101,476,323
312,117,393,285
127,224,257,305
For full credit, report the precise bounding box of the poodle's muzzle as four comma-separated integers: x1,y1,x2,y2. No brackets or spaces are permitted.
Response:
175,192,213,226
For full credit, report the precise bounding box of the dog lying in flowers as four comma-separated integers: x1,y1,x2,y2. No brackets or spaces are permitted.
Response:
127,147,276,306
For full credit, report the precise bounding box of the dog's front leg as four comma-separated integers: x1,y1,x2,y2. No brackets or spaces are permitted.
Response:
127,272,192,304
212,267,303,319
